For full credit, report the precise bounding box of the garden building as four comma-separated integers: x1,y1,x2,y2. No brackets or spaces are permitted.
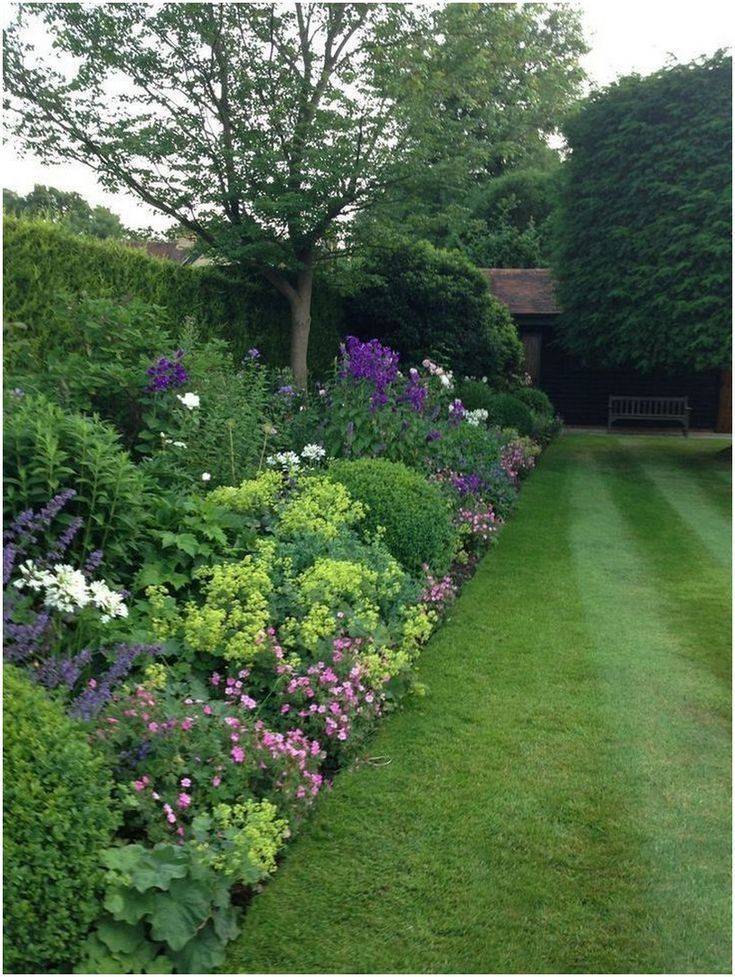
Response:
483,268,729,431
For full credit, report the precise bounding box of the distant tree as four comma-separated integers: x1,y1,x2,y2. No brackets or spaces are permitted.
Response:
5,3,586,384
552,53,731,373
453,165,560,268
3,184,130,239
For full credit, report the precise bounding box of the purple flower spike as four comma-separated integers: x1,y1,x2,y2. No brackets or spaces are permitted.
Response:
146,349,189,392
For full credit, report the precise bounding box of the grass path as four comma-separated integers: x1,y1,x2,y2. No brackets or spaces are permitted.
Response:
227,435,731,974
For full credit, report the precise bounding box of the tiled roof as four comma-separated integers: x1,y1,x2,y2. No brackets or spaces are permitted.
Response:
481,268,560,315
126,240,194,263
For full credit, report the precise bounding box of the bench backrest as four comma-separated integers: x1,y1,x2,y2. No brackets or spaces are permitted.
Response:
608,396,688,417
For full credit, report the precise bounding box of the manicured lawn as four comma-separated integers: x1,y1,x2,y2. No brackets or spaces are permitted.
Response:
227,434,732,974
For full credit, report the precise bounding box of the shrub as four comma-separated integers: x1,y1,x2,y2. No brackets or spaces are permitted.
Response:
483,393,535,436
513,386,554,417
3,394,152,573
3,666,117,973
455,379,497,412
327,458,457,575
345,237,524,382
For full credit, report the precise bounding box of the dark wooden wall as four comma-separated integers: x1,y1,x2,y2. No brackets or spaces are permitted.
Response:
517,316,721,429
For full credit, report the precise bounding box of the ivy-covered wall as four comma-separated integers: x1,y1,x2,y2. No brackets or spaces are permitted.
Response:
3,217,346,374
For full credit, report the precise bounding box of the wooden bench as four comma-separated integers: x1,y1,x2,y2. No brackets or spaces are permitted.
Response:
608,396,691,436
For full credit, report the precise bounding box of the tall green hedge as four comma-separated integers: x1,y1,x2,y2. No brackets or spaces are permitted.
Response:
3,217,345,374
552,53,731,373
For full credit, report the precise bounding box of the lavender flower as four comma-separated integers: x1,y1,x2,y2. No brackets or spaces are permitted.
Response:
70,643,160,720
36,648,93,690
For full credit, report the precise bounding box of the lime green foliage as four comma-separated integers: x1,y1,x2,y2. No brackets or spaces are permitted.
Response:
328,458,458,574
181,554,274,663
287,556,404,653
483,392,535,435
3,393,151,572
192,801,289,883
278,477,365,542
149,473,420,675
3,667,117,973
345,237,523,381
209,471,284,519
3,217,345,373
227,435,731,973
553,54,731,372
512,385,554,417
77,842,239,974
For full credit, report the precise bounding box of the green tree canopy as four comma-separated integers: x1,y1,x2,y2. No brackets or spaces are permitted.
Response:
5,2,586,384
3,184,130,239
552,53,732,373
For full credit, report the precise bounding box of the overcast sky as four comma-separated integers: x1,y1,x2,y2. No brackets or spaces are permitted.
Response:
3,0,732,231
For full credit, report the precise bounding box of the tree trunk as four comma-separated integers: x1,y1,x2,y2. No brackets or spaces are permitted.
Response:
289,261,314,388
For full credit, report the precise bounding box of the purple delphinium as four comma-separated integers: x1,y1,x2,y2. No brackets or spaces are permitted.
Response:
278,384,295,398
426,429,442,442
146,349,188,392
339,336,400,410
399,368,428,413
246,347,261,360
70,643,160,720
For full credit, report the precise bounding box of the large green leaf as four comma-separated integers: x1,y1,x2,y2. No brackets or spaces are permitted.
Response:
169,923,227,974
147,878,213,951
103,844,190,892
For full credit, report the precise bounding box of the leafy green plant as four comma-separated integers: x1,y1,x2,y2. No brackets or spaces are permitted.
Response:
137,336,275,491
327,458,457,575
513,385,554,417
456,378,498,412
482,393,535,436
3,666,118,973
3,394,152,573
23,294,174,445
76,843,239,974
136,492,258,594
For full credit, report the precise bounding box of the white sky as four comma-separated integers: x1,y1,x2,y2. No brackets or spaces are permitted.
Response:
2,0,733,231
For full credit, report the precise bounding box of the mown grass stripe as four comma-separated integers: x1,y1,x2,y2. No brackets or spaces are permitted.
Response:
225,435,731,975
615,438,730,566
567,443,731,972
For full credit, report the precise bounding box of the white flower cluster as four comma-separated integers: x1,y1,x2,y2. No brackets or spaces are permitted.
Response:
14,560,128,621
422,358,454,390
465,408,489,427
266,450,302,471
267,444,327,471
301,443,326,463
176,392,200,410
